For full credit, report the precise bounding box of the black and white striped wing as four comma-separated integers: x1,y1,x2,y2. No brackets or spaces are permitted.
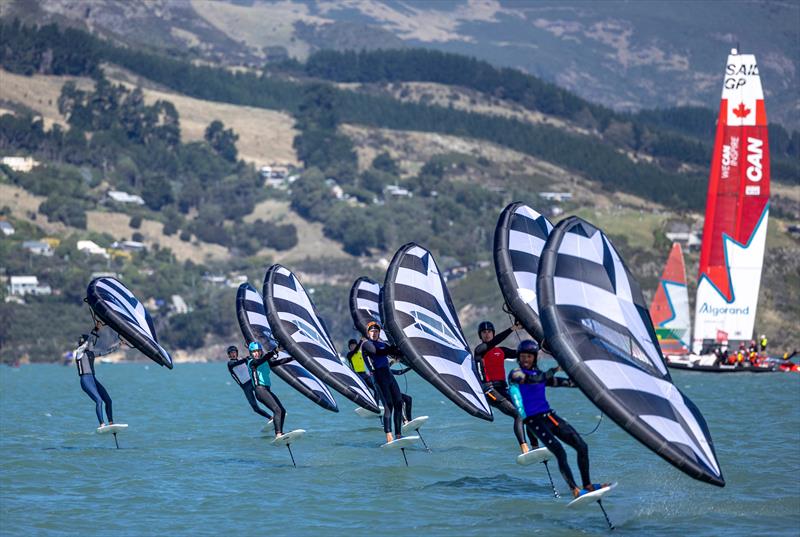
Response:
537,217,724,487
494,202,554,341
349,277,387,341
86,277,173,369
383,243,492,421
236,284,338,412
263,265,379,413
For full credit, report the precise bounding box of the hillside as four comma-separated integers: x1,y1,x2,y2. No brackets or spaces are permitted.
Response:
0,21,797,362
8,0,798,128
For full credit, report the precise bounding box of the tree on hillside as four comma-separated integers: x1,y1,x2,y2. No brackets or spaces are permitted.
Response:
204,120,238,162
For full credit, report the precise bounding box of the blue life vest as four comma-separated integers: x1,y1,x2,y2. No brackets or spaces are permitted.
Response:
512,367,551,416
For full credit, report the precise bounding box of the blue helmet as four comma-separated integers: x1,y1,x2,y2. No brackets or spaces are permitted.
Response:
248,341,263,353
517,339,540,355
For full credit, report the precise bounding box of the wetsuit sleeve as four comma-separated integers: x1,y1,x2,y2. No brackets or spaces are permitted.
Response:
509,383,526,419
547,376,575,388
473,327,513,360
472,345,487,382
500,346,518,360
508,367,554,384
361,341,399,357
250,354,268,367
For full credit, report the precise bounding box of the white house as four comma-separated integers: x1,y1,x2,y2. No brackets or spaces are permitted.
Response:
385,185,412,198
8,275,52,296
0,221,14,236
1,156,39,172
539,192,573,202
107,190,145,205
171,294,189,314
77,240,110,259
22,240,53,256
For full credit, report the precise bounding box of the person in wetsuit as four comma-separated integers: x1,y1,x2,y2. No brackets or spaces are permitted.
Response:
346,338,381,405
74,333,114,426
473,320,540,454
508,339,607,499
226,345,272,424
360,321,405,443
247,341,293,437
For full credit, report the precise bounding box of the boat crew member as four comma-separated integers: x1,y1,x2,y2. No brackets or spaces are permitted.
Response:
74,332,114,426
508,339,607,499
360,321,405,443
247,341,293,437
226,345,272,423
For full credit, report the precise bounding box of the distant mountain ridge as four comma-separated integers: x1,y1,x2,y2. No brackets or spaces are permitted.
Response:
5,0,797,128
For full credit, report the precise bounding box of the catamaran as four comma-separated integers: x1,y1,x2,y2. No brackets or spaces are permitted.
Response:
652,48,774,372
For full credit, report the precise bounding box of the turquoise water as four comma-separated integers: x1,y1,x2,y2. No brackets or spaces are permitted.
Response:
1,363,799,536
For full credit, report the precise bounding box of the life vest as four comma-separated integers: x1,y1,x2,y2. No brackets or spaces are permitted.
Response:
75,343,94,376
483,347,507,382
248,358,272,387
349,349,367,373
229,359,251,386
511,367,551,416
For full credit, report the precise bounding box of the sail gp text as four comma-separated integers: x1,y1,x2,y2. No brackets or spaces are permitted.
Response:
725,62,758,89
699,303,749,316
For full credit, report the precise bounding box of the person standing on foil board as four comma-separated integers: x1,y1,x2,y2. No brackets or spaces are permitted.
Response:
509,339,607,499
247,341,293,438
226,345,272,424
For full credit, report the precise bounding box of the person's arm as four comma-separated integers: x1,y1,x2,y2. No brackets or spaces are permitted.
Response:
509,367,558,385
391,366,413,375
250,354,269,367
268,352,293,366
500,346,518,360
359,341,376,372
547,375,575,388
472,345,488,383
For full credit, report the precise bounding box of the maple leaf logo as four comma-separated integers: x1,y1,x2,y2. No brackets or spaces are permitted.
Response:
733,102,751,118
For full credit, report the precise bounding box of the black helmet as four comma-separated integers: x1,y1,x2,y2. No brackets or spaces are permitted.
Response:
478,321,495,334
226,345,238,354
517,339,540,355
348,339,358,346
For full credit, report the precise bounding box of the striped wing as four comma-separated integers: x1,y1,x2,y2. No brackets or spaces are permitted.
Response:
86,277,173,368
383,243,492,421
263,265,379,413
235,284,338,412
494,202,554,341
349,277,388,341
537,217,724,487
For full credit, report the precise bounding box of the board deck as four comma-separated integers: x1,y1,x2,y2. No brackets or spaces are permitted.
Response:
567,482,617,508
401,416,429,435
96,423,128,435
272,429,305,446
516,446,553,466
355,406,383,418
381,435,419,450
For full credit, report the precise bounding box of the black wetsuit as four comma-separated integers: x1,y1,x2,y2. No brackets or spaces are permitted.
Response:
392,364,413,421
347,347,381,405
248,350,293,435
473,327,537,447
362,340,404,437
227,356,272,422
510,367,588,491
75,341,113,425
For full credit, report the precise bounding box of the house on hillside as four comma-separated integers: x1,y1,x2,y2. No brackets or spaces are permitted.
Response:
0,221,14,236
1,156,39,172
111,240,146,252
539,192,573,202
171,295,189,315
22,240,53,256
107,190,145,205
8,275,51,296
385,185,413,198
77,240,110,259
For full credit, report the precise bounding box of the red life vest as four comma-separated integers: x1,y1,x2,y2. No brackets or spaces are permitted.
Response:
483,347,507,382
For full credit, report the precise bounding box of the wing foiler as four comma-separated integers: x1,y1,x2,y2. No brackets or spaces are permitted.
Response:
236,283,338,412
382,243,492,421
263,265,380,413
85,277,173,369
536,217,724,487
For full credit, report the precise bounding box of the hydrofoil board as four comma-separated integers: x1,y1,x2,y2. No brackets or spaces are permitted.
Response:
567,482,617,508
96,424,128,435
516,447,553,466
401,416,429,435
355,406,383,418
381,435,419,450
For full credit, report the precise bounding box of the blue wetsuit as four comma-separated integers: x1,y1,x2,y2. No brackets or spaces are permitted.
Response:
75,341,113,425
361,340,404,437
248,350,292,435
509,366,589,491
